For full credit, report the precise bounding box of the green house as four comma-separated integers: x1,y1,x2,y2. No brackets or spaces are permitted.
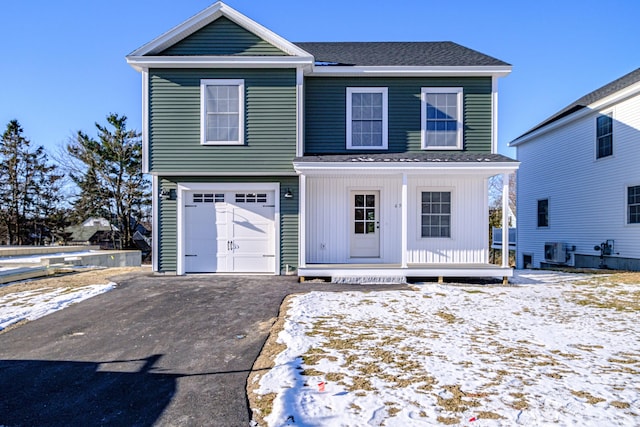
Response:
127,1,519,282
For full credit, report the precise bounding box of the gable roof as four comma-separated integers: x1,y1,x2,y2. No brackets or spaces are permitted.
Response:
512,67,640,144
294,42,510,67
128,1,311,58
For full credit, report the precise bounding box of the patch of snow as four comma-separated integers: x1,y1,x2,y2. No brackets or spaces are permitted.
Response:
254,271,640,426
0,283,115,330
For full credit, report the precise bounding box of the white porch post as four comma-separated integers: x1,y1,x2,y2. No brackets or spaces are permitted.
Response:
299,174,306,269
501,172,510,268
401,173,408,268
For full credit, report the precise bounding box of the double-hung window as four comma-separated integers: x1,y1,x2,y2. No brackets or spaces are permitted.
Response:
596,114,613,158
537,199,549,227
421,87,463,150
346,87,388,149
421,191,451,238
628,185,640,224
201,79,244,145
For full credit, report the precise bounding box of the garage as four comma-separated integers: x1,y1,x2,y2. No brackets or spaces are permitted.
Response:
178,184,279,274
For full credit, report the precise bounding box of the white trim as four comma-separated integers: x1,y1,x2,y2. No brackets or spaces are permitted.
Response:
401,173,408,268
294,161,520,176
176,182,280,275
346,87,388,150
491,76,498,154
421,87,464,150
308,65,512,77
296,68,304,157
200,79,245,145
299,174,307,268
501,173,510,268
142,70,149,173
147,171,298,177
127,1,312,58
126,56,313,72
152,175,159,272
510,80,640,147
626,183,640,226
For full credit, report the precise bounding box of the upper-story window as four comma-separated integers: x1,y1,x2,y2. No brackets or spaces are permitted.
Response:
421,87,463,150
628,185,640,224
346,87,388,150
201,79,245,145
596,114,613,158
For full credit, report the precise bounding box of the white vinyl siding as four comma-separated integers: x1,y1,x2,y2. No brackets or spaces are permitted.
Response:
421,87,463,150
516,91,640,268
304,175,488,264
346,87,388,150
200,79,245,145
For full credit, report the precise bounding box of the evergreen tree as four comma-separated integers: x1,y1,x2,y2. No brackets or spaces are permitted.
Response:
67,114,150,249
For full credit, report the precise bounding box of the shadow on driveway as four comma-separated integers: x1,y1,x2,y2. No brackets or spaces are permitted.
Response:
0,273,409,426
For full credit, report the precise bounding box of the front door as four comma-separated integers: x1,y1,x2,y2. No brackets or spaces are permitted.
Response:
350,190,380,258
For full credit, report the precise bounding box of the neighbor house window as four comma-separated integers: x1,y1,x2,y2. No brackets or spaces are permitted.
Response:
628,185,640,224
596,114,612,158
346,87,388,149
421,191,451,238
201,79,244,145
421,87,463,150
537,199,549,227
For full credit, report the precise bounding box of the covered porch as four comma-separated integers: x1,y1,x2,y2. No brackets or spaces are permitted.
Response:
294,153,519,283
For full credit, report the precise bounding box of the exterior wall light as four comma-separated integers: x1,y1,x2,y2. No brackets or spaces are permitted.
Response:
284,188,294,199
160,188,177,200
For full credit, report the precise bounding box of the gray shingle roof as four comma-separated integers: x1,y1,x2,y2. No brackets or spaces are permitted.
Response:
516,67,640,139
294,42,510,67
295,153,517,163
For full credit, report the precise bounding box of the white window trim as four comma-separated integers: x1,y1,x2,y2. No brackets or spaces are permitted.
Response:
421,87,463,150
418,187,454,240
626,183,640,226
200,79,245,145
346,87,388,150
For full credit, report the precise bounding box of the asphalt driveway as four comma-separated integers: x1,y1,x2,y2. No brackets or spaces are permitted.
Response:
0,272,407,427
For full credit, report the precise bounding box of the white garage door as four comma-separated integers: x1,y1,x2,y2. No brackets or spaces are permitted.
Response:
184,190,276,273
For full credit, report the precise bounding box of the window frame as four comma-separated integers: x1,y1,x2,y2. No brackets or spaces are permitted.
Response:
627,185,640,225
595,113,613,159
346,87,388,150
419,190,452,239
200,79,245,146
537,198,549,228
421,87,464,150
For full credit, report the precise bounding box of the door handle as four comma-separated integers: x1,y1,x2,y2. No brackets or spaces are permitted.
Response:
376,221,380,229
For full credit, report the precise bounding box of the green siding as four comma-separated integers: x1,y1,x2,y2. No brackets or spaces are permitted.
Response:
149,68,297,173
160,17,287,56
304,77,493,154
158,176,298,274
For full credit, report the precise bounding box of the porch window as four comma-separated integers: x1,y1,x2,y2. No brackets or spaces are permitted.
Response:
596,114,612,158
200,79,244,145
346,87,388,149
421,191,451,238
628,185,640,224
421,87,463,150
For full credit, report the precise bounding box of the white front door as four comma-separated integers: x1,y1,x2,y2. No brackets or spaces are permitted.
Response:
184,190,275,273
350,190,380,258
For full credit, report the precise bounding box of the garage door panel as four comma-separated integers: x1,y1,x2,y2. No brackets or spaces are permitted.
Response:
184,189,276,273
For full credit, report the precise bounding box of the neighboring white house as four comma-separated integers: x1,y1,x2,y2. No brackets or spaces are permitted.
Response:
511,68,640,270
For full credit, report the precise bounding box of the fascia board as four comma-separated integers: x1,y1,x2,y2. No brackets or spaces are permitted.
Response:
128,2,312,58
293,161,520,175
126,55,314,71
511,80,640,147
307,65,512,77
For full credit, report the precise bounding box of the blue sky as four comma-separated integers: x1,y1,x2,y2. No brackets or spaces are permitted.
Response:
1,0,638,158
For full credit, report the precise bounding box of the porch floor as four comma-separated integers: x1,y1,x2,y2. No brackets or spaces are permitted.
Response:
298,263,513,280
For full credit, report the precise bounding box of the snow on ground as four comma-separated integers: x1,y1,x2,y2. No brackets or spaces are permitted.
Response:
0,283,115,331
252,270,640,426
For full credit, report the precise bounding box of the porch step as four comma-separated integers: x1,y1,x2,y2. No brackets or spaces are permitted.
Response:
331,275,407,285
